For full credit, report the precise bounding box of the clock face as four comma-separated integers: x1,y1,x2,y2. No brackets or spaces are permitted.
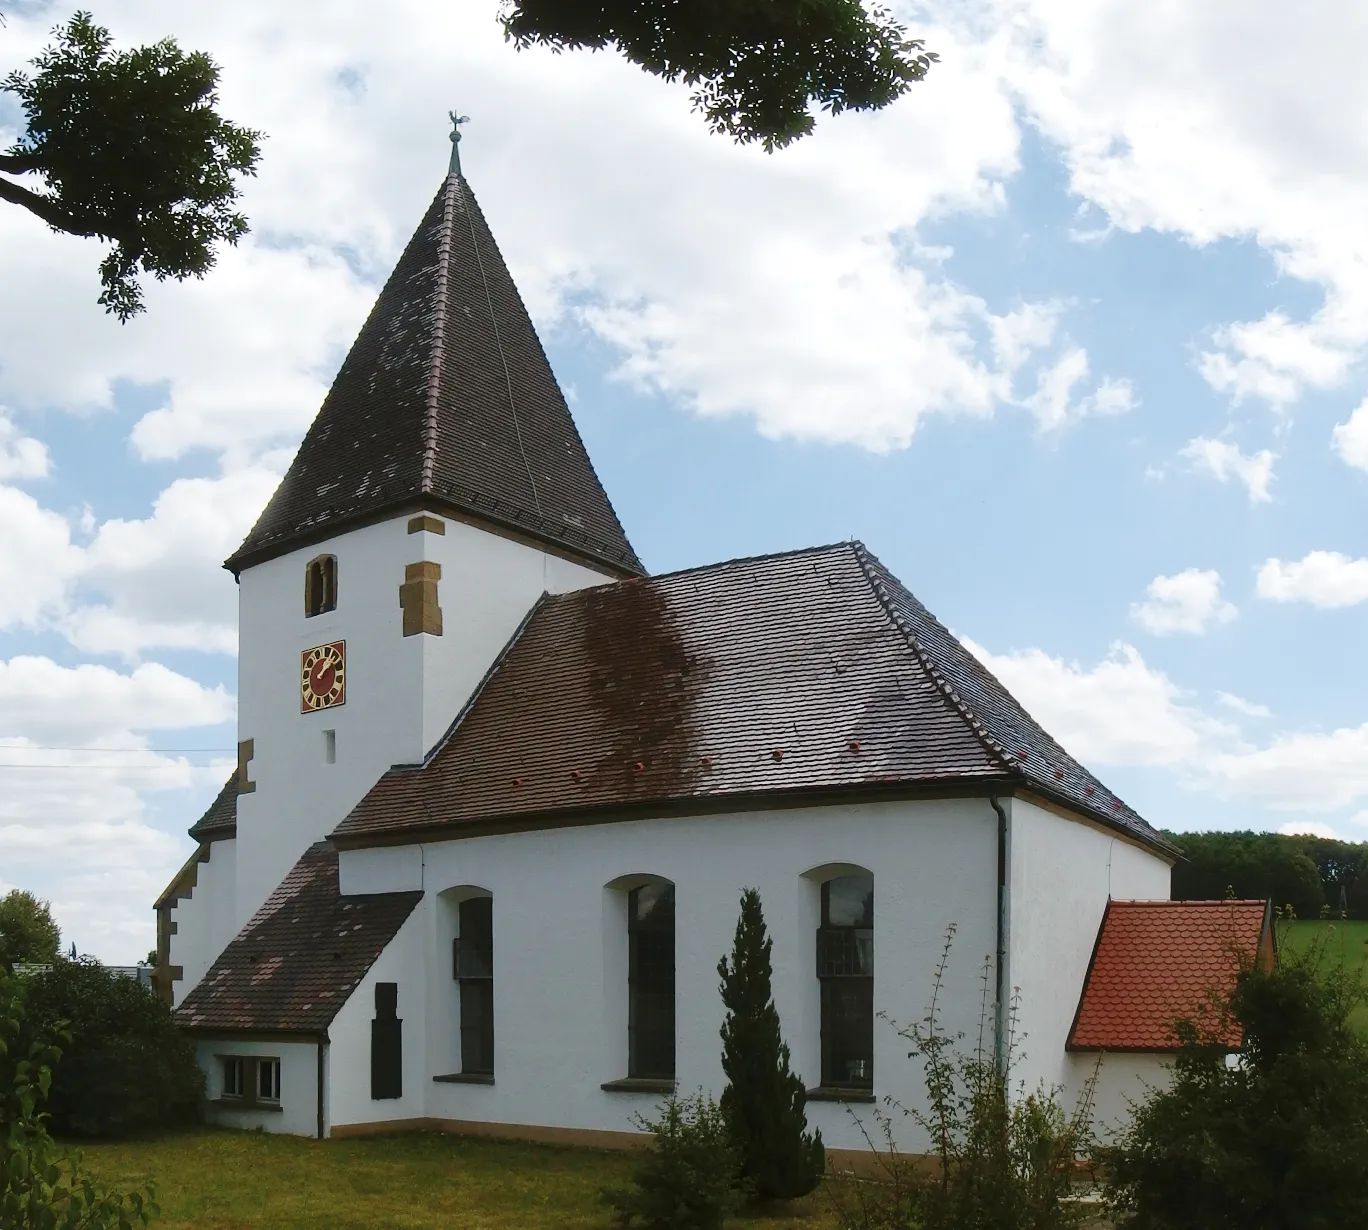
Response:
300,641,346,713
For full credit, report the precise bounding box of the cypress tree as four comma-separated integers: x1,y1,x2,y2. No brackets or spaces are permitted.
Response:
717,888,824,1201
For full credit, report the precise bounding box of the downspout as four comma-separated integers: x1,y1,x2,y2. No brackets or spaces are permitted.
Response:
316,1033,328,1140
989,795,1009,1072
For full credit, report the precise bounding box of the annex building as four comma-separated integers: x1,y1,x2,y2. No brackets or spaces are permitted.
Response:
156,130,1272,1155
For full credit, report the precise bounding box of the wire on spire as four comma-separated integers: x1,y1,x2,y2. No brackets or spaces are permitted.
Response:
448,111,470,176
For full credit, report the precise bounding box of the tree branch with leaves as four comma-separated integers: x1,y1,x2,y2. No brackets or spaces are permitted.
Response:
1,11,261,321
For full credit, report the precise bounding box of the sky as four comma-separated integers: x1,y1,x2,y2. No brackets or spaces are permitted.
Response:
2,0,1368,963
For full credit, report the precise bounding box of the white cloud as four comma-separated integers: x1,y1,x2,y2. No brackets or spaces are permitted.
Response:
61,464,282,658
968,636,1368,814
1331,396,1368,473
1179,437,1276,502
1218,692,1271,719
1016,346,1138,430
963,638,1238,769
994,0,1368,411
1131,568,1237,635
0,486,81,630
1278,820,1339,839
0,411,49,479
0,655,235,961
1257,551,1368,608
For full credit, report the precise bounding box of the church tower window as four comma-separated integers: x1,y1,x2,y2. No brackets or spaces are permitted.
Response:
304,555,338,617
817,874,874,1088
628,883,675,1080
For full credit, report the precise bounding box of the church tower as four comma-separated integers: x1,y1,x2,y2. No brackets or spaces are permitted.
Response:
225,123,642,926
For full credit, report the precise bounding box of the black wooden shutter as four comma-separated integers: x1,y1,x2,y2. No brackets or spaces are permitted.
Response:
370,982,402,1099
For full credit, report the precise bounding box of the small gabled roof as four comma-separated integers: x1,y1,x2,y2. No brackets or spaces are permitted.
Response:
175,842,421,1034
331,542,1172,853
187,775,238,842
226,171,642,578
1068,899,1273,1052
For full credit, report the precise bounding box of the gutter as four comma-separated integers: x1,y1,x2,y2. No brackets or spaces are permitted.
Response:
989,794,1009,1072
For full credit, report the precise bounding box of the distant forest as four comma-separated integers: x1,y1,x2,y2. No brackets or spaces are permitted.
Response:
1167,830,1368,919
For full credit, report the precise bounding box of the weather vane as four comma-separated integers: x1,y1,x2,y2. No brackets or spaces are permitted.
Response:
448,111,471,176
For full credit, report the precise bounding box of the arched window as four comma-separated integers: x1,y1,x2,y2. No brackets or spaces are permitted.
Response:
453,894,494,1076
304,554,338,617
628,882,675,1080
817,873,874,1088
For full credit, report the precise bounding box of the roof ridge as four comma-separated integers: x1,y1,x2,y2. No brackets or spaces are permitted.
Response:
564,539,859,592
421,175,456,492
850,542,1018,774
1112,898,1270,907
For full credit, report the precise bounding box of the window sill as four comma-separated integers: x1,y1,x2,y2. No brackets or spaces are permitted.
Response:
806,1086,876,1104
433,1072,495,1085
210,1098,283,1112
601,1077,676,1095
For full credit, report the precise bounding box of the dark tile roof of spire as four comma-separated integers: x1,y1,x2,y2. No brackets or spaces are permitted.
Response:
331,542,1175,856
187,775,238,842
175,841,422,1034
226,174,642,577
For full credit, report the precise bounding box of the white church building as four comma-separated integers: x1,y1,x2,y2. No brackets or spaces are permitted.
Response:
157,131,1272,1157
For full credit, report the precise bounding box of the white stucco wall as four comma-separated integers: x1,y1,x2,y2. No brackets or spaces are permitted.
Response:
327,906,429,1131
233,511,613,929
168,838,238,1007
1006,797,1172,1102
198,1037,321,1137
1072,1052,1171,1143
337,796,1001,1154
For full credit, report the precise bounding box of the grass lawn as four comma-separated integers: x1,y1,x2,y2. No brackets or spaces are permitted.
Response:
78,1128,838,1230
1281,919,1368,1030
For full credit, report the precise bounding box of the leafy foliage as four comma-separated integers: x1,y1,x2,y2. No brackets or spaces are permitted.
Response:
1165,829,1368,919
0,891,62,973
602,1092,742,1230
717,887,824,1200
501,0,937,151
1101,932,1368,1230
0,974,158,1229
17,959,202,1137
829,926,1093,1230
1,11,261,320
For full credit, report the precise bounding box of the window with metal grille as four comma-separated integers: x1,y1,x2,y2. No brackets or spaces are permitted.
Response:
628,883,675,1080
305,555,338,617
454,896,494,1075
818,875,874,1088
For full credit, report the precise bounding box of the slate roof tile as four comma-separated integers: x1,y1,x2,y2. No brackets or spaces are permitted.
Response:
187,775,238,842
331,542,1172,852
226,173,641,577
1068,899,1272,1051
174,842,421,1034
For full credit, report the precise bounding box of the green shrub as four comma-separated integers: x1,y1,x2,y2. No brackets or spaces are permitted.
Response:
602,1092,743,1230
1101,931,1368,1229
18,958,202,1137
0,891,62,972
0,974,158,1228
718,887,824,1201
829,926,1093,1230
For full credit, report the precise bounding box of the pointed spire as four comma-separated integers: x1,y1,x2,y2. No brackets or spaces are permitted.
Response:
448,111,469,177
227,170,643,578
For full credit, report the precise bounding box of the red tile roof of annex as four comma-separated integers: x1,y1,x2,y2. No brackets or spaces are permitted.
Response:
1068,899,1271,1052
